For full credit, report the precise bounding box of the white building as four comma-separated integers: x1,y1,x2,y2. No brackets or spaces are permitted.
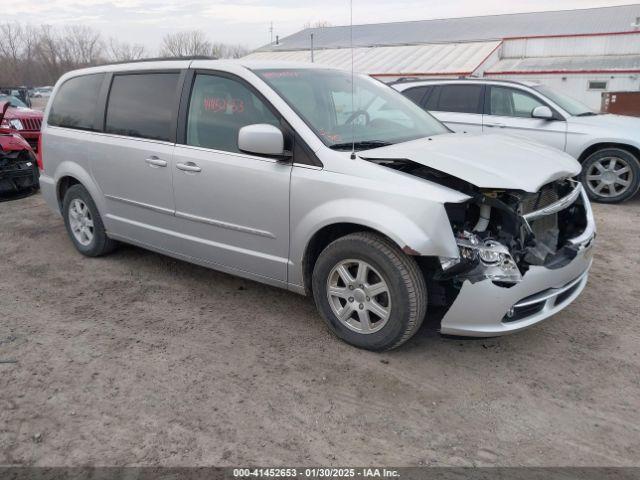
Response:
244,4,640,110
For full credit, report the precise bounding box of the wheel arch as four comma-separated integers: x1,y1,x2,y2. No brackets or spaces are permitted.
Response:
300,222,439,296
53,161,106,216
578,142,640,164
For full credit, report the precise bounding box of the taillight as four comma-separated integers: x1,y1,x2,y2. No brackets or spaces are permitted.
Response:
36,134,43,172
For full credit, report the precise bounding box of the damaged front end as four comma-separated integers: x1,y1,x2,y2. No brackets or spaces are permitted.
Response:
439,178,590,287
0,146,39,197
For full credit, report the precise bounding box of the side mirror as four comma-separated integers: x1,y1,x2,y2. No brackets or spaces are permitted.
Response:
532,105,554,120
238,124,288,157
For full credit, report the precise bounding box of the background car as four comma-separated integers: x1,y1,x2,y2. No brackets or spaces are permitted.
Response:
392,79,640,204
0,93,43,152
31,86,53,99
0,102,39,198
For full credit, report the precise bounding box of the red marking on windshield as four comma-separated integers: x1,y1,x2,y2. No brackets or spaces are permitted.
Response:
204,97,245,113
319,128,341,143
262,71,301,79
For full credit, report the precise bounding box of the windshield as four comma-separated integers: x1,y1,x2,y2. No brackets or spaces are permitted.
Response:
533,85,595,116
0,94,27,108
255,69,448,150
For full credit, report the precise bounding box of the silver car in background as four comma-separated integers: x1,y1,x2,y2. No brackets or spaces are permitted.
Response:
39,60,595,350
393,79,640,203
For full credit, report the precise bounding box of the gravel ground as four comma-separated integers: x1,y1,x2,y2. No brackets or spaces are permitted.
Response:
0,193,639,467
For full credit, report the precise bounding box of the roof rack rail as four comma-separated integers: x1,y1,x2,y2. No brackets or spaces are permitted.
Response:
390,77,531,87
101,55,218,66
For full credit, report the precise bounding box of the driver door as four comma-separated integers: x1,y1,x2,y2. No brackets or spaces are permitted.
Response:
483,85,567,151
171,72,292,282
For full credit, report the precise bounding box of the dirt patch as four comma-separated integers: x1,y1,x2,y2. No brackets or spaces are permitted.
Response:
1,194,639,466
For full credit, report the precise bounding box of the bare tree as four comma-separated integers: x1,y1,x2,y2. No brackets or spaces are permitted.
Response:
160,30,211,57
61,25,104,66
0,24,26,84
0,23,109,86
108,39,147,62
210,42,249,59
303,20,332,29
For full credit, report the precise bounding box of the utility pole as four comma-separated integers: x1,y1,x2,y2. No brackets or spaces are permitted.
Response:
269,22,274,44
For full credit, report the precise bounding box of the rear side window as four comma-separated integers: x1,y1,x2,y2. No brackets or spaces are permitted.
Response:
48,74,105,131
402,86,428,106
186,73,279,153
433,85,483,114
105,73,180,142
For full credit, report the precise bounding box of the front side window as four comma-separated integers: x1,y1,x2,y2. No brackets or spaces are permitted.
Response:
186,74,279,153
255,69,447,150
48,74,105,130
434,85,483,114
489,86,546,118
533,85,594,116
105,73,179,141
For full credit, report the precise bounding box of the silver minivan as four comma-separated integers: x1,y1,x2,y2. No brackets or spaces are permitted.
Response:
39,60,595,350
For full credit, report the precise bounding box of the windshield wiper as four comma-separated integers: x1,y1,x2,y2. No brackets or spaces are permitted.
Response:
576,112,599,117
329,140,393,151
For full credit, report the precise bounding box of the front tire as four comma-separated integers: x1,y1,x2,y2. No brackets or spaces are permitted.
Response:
62,184,116,257
312,232,427,351
580,148,640,203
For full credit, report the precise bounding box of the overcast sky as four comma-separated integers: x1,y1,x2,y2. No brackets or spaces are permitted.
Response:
5,0,639,52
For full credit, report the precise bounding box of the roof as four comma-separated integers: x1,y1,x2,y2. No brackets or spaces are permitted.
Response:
258,4,640,52
391,78,541,90
244,41,500,76
486,54,640,75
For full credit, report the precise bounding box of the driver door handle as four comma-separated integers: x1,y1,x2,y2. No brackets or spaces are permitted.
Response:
145,156,167,168
485,122,507,128
176,162,202,173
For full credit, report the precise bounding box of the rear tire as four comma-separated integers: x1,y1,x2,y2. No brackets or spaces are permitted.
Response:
62,184,116,257
580,148,640,203
312,232,427,351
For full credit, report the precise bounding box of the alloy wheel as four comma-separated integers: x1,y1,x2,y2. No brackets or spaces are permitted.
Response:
585,156,634,198
68,198,94,246
326,259,391,334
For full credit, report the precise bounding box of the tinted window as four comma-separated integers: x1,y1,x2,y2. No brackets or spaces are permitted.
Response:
489,86,545,118
423,86,440,110
48,74,105,130
186,74,279,153
105,73,179,141
402,86,428,105
434,85,483,114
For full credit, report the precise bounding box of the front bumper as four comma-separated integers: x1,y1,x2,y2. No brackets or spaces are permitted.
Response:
0,159,39,194
440,188,596,337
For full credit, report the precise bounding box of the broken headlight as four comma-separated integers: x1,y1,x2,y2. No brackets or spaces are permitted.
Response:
439,232,522,284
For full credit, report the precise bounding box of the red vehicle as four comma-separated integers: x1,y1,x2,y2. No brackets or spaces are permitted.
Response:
0,102,39,197
0,93,43,151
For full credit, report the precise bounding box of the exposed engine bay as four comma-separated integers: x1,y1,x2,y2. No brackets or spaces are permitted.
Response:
365,157,589,292
441,178,588,282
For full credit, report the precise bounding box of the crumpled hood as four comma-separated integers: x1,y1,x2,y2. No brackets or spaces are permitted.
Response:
360,133,580,192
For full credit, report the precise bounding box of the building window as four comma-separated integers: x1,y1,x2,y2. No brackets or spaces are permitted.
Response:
588,81,608,91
